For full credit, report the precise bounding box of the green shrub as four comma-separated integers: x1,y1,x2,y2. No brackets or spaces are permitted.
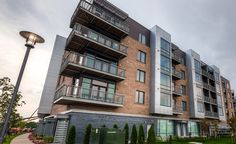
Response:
83,124,92,144
147,124,155,144
138,124,145,144
113,124,118,129
43,136,54,143
66,125,76,144
123,123,129,144
131,124,137,144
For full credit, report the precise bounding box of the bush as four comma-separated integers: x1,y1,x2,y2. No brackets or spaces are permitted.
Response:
147,124,155,144
131,124,137,144
66,125,76,144
83,124,92,144
123,123,129,144
138,124,145,144
43,136,54,143
113,124,118,129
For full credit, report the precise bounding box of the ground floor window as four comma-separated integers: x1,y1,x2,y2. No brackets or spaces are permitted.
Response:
188,121,199,137
156,119,174,137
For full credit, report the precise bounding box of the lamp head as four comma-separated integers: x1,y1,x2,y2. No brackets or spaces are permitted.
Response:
19,31,44,48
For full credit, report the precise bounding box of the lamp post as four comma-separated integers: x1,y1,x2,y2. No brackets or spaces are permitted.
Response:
0,31,44,144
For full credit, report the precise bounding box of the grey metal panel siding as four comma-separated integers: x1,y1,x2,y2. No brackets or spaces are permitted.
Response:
38,35,66,117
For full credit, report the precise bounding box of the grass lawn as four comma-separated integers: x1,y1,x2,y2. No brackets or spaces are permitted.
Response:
3,135,18,144
170,137,236,144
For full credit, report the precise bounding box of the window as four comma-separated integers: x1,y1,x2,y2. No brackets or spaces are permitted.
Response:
160,92,171,107
217,95,222,106
180,85,186,95
182,101,187,111
161,38,170,52
180,70,185,80
195,73,202,83
139,33,146,44
136,70,145,83
135,91,145,104
197,102,204,112
137,50,146,63
194,59,201,71
161,55,171,71
215,72,220,82
219,107,224,116
196,87,203,100
161,73,171,89
188,122,199,137
216,83,220,93
157,120,174,137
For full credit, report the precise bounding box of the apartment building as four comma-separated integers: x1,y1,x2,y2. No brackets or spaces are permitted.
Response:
37,0,230,143
221,77,235,120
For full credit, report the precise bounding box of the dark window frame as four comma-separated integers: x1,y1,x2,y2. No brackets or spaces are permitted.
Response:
136,69,146,83
137,50,146,64
135,90,145,104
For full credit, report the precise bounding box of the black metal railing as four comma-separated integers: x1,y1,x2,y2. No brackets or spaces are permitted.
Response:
55,85,124,105
205,111,218,118
62,52,126,78
71,0,129,33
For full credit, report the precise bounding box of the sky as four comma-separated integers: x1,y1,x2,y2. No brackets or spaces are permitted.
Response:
0,0,236,118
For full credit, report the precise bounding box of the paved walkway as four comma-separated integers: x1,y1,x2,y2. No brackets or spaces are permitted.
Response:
11,133,33,144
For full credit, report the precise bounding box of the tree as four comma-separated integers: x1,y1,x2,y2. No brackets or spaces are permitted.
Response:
199,118,210,137
0,77,25,129
147,124,155,144
25,122,37,128
138,124,145,144
131,124,137,144
212,120,219,138
66,125,76,144
123,123,129,144
83,124,92,144
113,124,118,129
228,116,236,138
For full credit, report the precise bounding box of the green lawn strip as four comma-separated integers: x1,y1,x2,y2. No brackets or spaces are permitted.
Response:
3,134,19,144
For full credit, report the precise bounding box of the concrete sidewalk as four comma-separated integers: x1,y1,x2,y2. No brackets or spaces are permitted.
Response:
11,133,33,144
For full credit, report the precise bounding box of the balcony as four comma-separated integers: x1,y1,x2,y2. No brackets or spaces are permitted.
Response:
204,96,211,103
70,0,129,39
172,68,181,80
172,86,184,96
202,70,215,80
205,111,218,118
172,53,184,65
54,85,124,107
66,24,128,60
203,83,216,92
173,106,184,115
61,52,126,81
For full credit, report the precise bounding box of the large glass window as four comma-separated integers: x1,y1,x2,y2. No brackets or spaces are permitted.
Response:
161,73,171,88
81,78,92,98
137,50,146,63
194,59,201,71
180,70,185,80
195,73,202,83
157,120,174,137
197,102,204,112
215,72,220,82
161,55,171,72
180,85,186,95
219,107,224,116
161,38,170,53
217,95,222,106
216,83,221,93
196,87,203,100
135,91,145,104
160,92,171,107
136,70,145,83
188,122,199,137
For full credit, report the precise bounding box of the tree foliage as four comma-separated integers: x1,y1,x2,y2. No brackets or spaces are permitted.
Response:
123,123,129,144
138,124,145,144
0,77,25,128
83,124,92,144
113,124,118,129
66,125,76,144
131,124,137,144
228,116,236,137
147,124,156,144
199,118,210,137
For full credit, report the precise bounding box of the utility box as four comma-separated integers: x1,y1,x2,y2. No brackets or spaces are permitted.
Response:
90,128,125,144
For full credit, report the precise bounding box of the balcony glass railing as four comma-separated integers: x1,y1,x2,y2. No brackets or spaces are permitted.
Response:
67,24,128,54
71,0,129,33
62,52,126,78
173,106,183,113
172,68,181,78
203,83,216,92
172,53,184,64
205,111,218,118
55,85,124,105
172,86,185,95
202,70,215,80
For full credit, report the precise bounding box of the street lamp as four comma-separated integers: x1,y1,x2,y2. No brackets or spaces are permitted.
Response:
0,31,44,144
